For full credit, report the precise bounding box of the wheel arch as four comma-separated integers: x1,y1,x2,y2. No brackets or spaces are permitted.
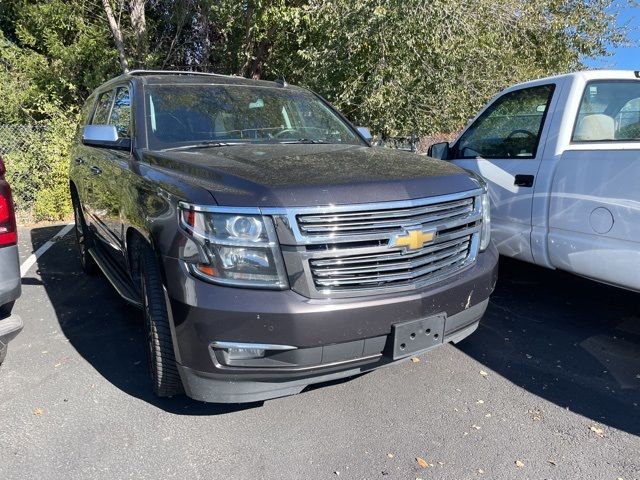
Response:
125,226,168,287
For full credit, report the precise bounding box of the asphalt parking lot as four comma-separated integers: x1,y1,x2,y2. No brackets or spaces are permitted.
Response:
0,224,638,480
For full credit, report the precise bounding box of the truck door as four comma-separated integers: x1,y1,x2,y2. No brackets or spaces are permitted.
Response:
548,79,640,291
448,83,557,263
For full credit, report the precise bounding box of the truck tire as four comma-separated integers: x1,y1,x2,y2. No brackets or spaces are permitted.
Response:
0,301,13,318
138,244,183,397
71,190,97,275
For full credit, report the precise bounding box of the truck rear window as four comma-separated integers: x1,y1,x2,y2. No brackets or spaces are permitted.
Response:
573,81,640,142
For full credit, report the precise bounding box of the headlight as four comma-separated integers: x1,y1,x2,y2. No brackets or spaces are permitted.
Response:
179,204,288,289
479,191,491,251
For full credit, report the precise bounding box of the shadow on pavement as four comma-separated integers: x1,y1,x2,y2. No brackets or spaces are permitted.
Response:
458,257,640,436
29,225,261,415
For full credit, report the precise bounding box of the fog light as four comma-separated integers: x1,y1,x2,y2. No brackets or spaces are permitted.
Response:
226,347,266,360
211,341,297,365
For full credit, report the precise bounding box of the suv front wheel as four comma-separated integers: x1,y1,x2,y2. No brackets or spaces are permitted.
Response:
138,244,183,397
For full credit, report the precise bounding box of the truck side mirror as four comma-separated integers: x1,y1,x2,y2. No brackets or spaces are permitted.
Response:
428,141,450,160
356,126,373,142
83,125,131,151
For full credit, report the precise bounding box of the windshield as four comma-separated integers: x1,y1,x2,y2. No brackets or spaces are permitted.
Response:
144,84,364,150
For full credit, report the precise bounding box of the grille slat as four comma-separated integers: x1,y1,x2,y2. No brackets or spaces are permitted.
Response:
314,251,469,287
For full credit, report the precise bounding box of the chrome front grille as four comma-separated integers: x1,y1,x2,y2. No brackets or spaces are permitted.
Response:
267,189,483,298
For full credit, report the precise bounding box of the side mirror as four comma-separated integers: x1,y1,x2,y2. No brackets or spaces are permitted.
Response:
428,141,450,160
356,126,373,142
83,125,131,151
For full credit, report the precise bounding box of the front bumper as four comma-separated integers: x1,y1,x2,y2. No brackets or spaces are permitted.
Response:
162,243,498,403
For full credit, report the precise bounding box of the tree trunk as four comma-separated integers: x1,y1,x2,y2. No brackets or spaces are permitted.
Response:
239,0,255,77
101,0,129,72
129,0,147,68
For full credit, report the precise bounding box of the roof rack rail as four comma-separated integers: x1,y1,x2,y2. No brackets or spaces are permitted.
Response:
126,69,236,78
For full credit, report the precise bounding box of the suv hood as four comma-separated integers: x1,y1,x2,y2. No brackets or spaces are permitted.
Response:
142,144,479,207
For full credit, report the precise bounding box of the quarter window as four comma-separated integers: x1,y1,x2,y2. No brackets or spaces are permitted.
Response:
573,81,640,142
453,84,555,159
92,90,115,125
109,87,131,138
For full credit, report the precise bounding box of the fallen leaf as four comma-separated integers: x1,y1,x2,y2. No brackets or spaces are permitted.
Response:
515,460,525,468
387,453,394,459
589,425,605,437
410,357,420,363
33,408,44,416
476,399,485,404
480,370,488,377
416,457,429,468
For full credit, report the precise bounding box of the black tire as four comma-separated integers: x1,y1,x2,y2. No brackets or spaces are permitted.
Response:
138,243,183,397
71,190,97,275
0,301,14,318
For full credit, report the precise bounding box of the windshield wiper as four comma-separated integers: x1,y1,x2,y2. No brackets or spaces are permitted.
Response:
162,141,245,151
278,139,329,144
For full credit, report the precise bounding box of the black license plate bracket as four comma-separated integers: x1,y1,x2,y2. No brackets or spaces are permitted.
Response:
391,314,446,360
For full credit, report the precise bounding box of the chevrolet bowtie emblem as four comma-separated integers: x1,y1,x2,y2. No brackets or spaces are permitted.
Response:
389,228,436,251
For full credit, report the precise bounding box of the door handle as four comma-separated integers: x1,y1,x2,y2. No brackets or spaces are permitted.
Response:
74,157,85,165
514,174,534,187
90,166,102,176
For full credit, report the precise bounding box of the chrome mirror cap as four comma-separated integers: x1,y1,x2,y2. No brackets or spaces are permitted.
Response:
83,125,119,142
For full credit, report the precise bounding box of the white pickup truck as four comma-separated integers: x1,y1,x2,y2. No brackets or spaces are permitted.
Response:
429,70,640,291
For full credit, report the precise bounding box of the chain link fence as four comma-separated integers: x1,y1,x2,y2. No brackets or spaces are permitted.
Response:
0,124,46,156
0,123,69,222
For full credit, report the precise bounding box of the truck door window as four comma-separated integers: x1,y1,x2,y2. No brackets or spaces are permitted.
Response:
573,81,640,142
92,90,115,125
109,87,131,139
453,84,555,159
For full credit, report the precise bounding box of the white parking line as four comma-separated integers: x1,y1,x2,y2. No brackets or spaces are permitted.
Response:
20,223,75,278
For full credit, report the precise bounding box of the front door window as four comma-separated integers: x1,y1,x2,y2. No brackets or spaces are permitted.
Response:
453,84,555,159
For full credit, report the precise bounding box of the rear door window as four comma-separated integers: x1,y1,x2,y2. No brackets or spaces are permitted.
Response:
572,81,640,142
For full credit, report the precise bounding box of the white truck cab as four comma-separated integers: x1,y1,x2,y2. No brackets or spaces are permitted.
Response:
429,70,640,291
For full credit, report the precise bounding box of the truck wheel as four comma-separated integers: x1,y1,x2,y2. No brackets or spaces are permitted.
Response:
138,244,183,397
72,191,97,275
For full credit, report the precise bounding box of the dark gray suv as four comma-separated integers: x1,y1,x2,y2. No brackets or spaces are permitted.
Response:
0,155,22,365
69,70,498,403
